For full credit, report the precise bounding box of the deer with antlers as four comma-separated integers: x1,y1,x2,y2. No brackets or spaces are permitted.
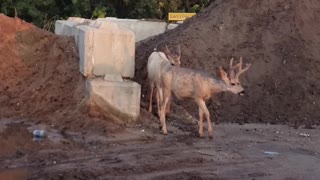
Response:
158,57,251,138
147,44,181,117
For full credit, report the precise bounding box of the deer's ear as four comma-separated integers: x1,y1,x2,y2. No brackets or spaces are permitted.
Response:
219,66,227,78
165,44,171,54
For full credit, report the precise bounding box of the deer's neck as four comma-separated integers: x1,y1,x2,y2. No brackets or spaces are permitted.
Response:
209,78,227,95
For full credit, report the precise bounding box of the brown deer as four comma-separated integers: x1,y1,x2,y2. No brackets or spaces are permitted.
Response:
159,57,251,138
147,44,181,117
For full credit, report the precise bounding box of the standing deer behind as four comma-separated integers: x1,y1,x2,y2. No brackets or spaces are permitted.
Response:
147,44,181,117
159,57,251,138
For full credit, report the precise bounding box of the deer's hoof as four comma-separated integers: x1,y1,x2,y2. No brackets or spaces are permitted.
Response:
161,130,168,135
198,133,204,138
162,128,168,135
159,125,163,131
208,132,213,139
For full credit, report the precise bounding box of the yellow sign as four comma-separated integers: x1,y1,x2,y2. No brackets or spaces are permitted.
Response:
168,13,196,21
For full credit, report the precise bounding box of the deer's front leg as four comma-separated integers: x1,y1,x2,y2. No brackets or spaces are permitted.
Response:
165,97,171,115
196,99,213,139
198,106,204,138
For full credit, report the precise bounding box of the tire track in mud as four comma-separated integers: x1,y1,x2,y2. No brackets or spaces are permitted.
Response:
3,137,245,179
3,143,239,168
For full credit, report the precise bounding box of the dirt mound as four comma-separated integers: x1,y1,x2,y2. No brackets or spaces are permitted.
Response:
135,0,320,127
0,14,120,133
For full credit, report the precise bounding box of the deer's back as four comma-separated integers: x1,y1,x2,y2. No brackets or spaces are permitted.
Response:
147,52,170,83
164,67,217,100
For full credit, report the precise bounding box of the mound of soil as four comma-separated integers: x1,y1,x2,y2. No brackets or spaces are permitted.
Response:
135,0,320,127
0,14,119,133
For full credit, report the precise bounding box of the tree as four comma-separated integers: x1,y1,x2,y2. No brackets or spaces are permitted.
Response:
0,0,212,31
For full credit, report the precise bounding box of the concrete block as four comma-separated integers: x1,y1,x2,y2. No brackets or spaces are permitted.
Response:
86,79,141,122
54,20,78,36
78,26,94,77
167,23,179,30
67,17,87,23
72,25,81,46
77,22,135,78
104,74,123,82
89,20,119,31
91,28,135,77
101,18,167,42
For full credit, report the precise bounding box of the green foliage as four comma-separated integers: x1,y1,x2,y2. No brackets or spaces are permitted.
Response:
191,4,201,13
92,6,108,18
128,0,160,19
0,0,213,31
1,0,59,28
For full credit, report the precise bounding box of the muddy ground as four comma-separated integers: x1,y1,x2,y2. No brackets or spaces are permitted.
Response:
1,118,319,180
1,0,320,179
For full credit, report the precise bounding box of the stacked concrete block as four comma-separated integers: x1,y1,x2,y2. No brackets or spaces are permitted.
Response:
104,74,123,82
53,17,182,123
56,19,136,78
54,17,150,122
167,23,179,30
90,23,135,77
89,20,119,30
55,20,78,36
67,17,88,23
77,26,94,76
55,18,92,45
67,18,92,46
86,78,141,122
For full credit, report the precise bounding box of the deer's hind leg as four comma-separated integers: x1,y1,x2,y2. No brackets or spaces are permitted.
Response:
160,87,171,135
156,86,163,118
148,81,155,113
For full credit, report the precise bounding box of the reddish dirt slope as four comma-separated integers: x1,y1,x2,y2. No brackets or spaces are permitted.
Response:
0,14,118,133
135,0,320,127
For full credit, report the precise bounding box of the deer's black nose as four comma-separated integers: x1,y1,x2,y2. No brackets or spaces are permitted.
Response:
239,90,245,96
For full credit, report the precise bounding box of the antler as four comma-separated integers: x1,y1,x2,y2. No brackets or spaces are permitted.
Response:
229,58,240,79
229,57,242,71
235,57,251,78
229,58,235,79
229,58,234,70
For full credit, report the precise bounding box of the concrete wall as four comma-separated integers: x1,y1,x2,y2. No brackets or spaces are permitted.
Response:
98,17,178,42
56,17,179,43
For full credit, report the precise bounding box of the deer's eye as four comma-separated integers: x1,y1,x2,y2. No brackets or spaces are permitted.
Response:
231,83,236,86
